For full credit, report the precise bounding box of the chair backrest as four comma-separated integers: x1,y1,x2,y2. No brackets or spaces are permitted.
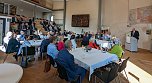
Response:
47,54,55,67
40,39,50,53
56,61,68,81
119,52,124,61
22,47,35,56
106,63,119,82
95,62,119,83
41,45,48,53
4,43,8,49
55,60,80,83
118,57,130,72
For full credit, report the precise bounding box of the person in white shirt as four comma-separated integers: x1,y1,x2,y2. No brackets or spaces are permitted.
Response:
70,34,77,49
3,31,13,44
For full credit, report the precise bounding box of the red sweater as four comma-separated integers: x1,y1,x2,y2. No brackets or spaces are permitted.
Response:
58,41,65,51
89,42,99,49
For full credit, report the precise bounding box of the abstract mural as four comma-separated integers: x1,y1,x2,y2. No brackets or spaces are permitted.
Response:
129,5,152,25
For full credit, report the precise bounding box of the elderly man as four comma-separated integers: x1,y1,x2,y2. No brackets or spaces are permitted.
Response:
56,40,86,83
131,28,139,40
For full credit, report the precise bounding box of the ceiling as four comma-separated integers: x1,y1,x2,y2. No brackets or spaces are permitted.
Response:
0,0,51,12
53,0,68,1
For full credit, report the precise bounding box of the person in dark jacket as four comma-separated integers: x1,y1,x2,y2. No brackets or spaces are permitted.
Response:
40,38,50,57
6,34,20,53
82,32,90,46
131,28,139,40
56,40,86,83
6,33,20,61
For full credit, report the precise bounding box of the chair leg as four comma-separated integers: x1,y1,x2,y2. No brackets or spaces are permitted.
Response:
124,69,129,81
3,54,9,63
79,76,81,83
42,53,43,61
95,75,97,83
118,74,121,83
114,78,117,83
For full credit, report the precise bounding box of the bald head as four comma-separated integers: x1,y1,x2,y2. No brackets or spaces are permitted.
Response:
132,28,135,31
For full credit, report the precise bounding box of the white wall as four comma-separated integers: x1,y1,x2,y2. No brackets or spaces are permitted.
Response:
65,0,98,34
53,0,98,34
16,6,43,18
53,1,64,10
53,0,152,50
103,0,152,50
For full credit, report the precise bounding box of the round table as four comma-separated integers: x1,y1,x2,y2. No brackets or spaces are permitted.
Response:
0,63,23,83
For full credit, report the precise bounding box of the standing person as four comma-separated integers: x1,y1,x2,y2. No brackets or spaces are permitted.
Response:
131,28,139,40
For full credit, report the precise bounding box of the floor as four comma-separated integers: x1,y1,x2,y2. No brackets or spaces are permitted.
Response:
0,48,152,83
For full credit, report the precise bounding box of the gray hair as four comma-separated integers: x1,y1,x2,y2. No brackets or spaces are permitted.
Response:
64,40,71,49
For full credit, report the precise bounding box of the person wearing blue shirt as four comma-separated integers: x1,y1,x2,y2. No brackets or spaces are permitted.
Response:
56,40,86,83
19,31,25,41
47,36,58,59
17,35,31,56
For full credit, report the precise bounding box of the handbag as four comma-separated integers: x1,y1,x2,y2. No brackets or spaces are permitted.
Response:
44,57,51,73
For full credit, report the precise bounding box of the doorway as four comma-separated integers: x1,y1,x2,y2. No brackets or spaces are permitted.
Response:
0,18,5,45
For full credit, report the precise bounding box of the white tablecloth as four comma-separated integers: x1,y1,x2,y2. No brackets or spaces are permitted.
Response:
0,63,23,83
28,40,42,47
96,39,112,49
70,48,118,80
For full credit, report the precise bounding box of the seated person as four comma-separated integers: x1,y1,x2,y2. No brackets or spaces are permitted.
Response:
39,32,47,39
56,40,86,83
70,34,77,49
3,31,13,45
6,33,20,61
57,36,65,51
40,36,50,53
108,42,123,59
17,35,32,56
102,31,111,41
82,32,90,46
19,31,25,41
47,36,59,59
95,32,102,39
14,30,21,41
89,39,99,49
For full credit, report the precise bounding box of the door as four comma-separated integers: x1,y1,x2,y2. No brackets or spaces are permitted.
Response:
0,18,6,45
0,19,4,45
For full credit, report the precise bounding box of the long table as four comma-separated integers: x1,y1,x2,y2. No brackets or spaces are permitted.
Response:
28,40,42,47
70,48,118,80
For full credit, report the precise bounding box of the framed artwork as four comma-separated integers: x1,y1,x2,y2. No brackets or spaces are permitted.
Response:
129,5,152,25
71,14,89,27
